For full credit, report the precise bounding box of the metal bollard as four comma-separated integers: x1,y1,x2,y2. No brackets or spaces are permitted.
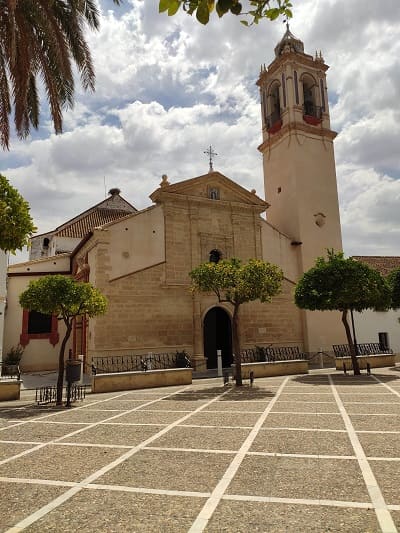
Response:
343,362,347,375
366,362,371,376
249,370,254,386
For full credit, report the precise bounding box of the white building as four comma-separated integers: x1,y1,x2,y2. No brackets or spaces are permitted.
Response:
0,250,7,361
353,256,400,354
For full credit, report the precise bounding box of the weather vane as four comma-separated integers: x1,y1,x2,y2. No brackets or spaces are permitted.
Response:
204,145,217,172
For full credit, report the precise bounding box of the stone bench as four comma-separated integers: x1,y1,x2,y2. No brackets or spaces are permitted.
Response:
234,359,309,379
92,367,192,393
335,353,395,371
0,380,22,401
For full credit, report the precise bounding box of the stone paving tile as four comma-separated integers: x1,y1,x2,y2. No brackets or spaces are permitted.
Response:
107,393,170,400
271,401,339,413
220,389,277,401
277,394,336,403
262,413,345,430
150,426,251,450
179,411,261,427
283,385,327,390
203,401,267,412
98,448,235,492
251,429,353,456
369,460,400,505
336,394,395,403
83,400,151,411
85,391,130,401
25,490,205,533
343,402,400,414
47,409,119,423
137,399,210,411
60,424,164,446
121,387,186,398
204,501,380,533
0,442,36,460
108,410,186,425
0,422,89,443
227,456,369,501
0,482,66,532
0,407,62,423
0,418,15,428
358,433,400,458
350,414,400,431
0,444,125,482
392,511,400,530
333,384,381,389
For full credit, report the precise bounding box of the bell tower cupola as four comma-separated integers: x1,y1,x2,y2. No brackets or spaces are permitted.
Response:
257,25,342,273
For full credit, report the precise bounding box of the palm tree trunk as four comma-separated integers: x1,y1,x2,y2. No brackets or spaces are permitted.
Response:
56,321,73,405
341,309,360,375
232,304,242,386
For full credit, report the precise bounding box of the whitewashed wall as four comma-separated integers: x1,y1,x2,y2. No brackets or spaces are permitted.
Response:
0,250,7,361
354,309,400,354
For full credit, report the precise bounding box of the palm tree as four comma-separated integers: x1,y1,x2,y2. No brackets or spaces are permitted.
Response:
0,0,120,149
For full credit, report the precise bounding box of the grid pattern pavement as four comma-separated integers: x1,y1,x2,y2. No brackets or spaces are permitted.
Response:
0,368,399,532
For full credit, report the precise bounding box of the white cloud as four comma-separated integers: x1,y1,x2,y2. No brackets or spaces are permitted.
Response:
2,0,400,260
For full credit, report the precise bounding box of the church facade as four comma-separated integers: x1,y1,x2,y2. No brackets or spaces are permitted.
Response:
3,28,347,372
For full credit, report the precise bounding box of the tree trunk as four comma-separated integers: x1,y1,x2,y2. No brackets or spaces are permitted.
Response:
341,309,360,375
232,304,242,386
56,321,73,405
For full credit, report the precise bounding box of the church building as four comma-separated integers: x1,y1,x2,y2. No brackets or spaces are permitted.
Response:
3,28,347,372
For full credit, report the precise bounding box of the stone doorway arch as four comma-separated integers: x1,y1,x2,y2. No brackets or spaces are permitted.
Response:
203,307,233,369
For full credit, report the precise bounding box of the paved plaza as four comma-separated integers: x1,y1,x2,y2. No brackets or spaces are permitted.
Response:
0,368,399,532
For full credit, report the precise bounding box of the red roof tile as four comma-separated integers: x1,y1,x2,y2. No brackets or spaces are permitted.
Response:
55,208,131,238
352,256,400,276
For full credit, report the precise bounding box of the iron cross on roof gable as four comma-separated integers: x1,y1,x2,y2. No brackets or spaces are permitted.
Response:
204,145,217,172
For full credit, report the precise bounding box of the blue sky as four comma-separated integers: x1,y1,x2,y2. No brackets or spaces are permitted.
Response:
2,0,400,260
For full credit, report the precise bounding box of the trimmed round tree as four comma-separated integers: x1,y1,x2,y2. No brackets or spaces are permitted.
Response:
20,275,107,404
0,174,36,252
387,268,400,309
190,258,283,385
294,250,391,375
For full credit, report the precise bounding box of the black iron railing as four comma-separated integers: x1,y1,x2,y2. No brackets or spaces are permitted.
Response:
241,345,306,363
303,102,322,119
0,363,21,380
35,385,86,405
333,343,393,358
91,351,191,374
266,109,282,130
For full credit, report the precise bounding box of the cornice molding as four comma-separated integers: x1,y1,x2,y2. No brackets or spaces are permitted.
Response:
257,53,329,86
258,122,337,152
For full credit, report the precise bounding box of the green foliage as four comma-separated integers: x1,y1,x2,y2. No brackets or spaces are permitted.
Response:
190,257,282,386
387,268,400,310
190,258,283,305
0,174,36,252
4,344,24,365
294,250,391,313
0,0,121,149
159,0,292,25
19,274,107,405
19,275,107,323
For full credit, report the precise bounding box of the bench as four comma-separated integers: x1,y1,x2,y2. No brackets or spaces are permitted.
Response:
333,343,393,357
241,345,306,364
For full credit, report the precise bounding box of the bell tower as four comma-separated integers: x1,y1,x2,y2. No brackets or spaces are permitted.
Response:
258,26,345,352
258,25,342,272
